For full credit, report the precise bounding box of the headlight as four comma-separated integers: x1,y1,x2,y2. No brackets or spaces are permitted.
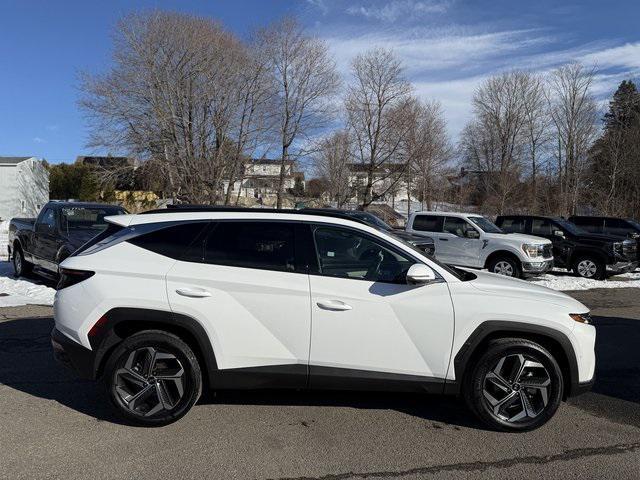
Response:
522,244,543,257
569,313,591,324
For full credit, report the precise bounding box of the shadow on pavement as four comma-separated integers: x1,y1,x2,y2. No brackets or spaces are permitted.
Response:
0,313,637,428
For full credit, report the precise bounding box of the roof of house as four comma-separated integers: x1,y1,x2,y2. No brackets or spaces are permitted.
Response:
250,158,295,165
0,156,33,164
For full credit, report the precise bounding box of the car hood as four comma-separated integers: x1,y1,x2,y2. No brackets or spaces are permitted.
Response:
467,270,587,311
391,230,434,244
484,232,551,244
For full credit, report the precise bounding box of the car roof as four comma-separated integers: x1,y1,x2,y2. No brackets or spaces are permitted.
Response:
412,211,480,217
46,201,125,210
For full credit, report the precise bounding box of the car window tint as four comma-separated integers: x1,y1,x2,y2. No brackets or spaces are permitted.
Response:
128,222,209,259
531,218,554,236
571,217,603,233
605,218,632,236
40,209,56,228
499,217,525,233
412,215,442,232
443,217,475,237
313,227,414,283
204,222,296,272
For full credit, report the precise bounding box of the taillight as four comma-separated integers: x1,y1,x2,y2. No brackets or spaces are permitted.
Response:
57,268,95,290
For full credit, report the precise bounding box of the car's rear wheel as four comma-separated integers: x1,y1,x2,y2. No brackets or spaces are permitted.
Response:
487,256,521,278
12,246,32,277
464,338,563,432
104,330,202,427
573,256,605,280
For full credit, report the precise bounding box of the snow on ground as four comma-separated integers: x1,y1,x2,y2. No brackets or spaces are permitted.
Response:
0,220,9,261
527,270,640,290
0,261,55,307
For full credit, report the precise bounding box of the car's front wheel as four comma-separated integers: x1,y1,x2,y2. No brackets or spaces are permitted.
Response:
487,256,521,278
464,338,563,432
103,330,202,427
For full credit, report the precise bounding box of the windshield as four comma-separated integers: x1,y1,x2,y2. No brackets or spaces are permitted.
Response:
468,216,503,234
346,211,394,231
555,218,586,235
60,207,126,234
627,219,640,230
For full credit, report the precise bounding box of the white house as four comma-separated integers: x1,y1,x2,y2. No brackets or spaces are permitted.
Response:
0,156,49,221
346,163,414,206
223,159,305,200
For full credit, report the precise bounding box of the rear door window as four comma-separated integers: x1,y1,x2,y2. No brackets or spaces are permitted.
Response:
203,221,296,272
499,217,525,233
412,215,443,233
128,222,209,260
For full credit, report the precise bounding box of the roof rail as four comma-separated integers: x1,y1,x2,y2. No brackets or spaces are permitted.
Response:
139,205,369,226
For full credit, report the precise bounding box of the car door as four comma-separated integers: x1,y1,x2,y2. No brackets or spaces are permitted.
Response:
529,218,569,265
307,224,454,392
440,216,482,267
411,215,452,262
165,220,311,388
33,207,60,270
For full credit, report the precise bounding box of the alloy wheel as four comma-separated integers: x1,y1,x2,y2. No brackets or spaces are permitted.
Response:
14,252,21,275
114,347,185,417
577,259,597,278
493,260,514,276
482,353,551,423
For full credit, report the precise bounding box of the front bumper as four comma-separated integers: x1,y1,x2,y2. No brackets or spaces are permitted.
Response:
522,259,554,274
606,261,638,273
51,327,96,379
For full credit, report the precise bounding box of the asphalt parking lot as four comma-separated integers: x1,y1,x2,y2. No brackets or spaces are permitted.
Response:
1,289,639,480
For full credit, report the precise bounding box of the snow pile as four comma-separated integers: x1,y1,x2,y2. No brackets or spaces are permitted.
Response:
0,220,8,261
528,270,640,291
0,261,55,307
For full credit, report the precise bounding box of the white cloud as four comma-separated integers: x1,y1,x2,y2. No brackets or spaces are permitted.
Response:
306,0,329,15
32,137,46,144
346,0,451,22
579,42,640,71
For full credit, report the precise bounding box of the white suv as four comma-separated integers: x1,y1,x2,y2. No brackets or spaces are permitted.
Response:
406,212,554,278
52,208,594,430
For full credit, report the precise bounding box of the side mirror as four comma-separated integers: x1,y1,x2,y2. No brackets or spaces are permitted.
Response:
466,230,480,239
406,263,436,285
553,230,564,238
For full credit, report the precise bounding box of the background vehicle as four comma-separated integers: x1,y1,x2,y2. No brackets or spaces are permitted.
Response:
569,216,640,262
8,201,127,277
52,208,594,431
496,215,637,280
405,211,553,278
305,208,435,256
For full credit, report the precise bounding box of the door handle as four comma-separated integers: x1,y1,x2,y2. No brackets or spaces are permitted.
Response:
175,287,212,298
439,237,449,241
316,299,352,311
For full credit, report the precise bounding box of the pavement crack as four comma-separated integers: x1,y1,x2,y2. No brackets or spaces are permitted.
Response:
266,442,640,480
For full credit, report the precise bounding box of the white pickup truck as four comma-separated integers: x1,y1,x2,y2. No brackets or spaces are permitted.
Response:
405,212,553,278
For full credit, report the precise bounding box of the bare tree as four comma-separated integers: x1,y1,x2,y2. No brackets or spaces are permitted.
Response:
521,72,551,212
547,63,598,215
313,130,354,207
460,71,529,213
402,98,452,212
346,48,413,209
257,17,340,208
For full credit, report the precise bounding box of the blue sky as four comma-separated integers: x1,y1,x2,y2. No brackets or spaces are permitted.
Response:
1,0,639,164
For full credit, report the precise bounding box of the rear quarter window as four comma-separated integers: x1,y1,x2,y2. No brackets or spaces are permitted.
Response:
127,222,209,260
412,215,443,232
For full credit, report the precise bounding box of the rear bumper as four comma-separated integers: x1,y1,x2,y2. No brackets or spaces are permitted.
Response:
522,259,554,274
51,327,96,379
569,377,595,397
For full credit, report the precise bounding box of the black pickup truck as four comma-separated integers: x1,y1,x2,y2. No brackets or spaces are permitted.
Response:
495,215,637,279
569,216,640,261
8,201,127,278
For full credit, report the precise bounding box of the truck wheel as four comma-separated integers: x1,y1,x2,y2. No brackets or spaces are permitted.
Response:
463,338,563,432
487,256,521,278
573,256,605,280
12,247,33,277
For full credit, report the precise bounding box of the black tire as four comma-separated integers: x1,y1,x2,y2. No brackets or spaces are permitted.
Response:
572,255,605,280
103,330,202,427
487,256,522,278
12,246,33,277
463,338,564,432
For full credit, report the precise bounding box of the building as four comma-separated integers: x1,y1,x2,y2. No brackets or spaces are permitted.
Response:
346,163,413,206
0,156,49,221
223,159,305,200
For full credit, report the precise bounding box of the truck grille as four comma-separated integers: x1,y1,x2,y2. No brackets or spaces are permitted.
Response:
543,244,553,258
